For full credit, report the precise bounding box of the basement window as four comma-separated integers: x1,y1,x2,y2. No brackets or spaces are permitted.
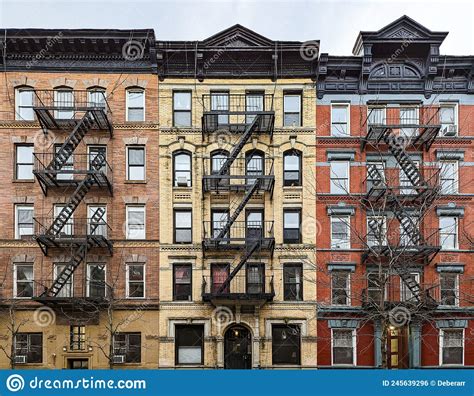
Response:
272,325,301,365
15,333,42,363
113,333,141,363
175,325,204,365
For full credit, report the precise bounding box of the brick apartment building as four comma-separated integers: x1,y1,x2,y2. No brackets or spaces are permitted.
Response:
315,16,474,368
0,16,473,369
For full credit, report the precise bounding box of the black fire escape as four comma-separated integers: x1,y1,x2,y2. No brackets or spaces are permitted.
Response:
200,94,275,304
32,90,113,303
360,106,441,309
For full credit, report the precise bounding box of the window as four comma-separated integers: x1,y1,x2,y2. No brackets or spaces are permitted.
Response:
87,88,106,108
367,272,384,303
283,93,301,126
331,271,350,305
15,88,35,120
70,326,86,351
173,151,192,187
440,329,463,366
400,160,419,195
283,209,301,244
246,210,263,240
332,329,355,365
87,264,106,298
367,216,386,248
126,206,145,239
174,210,192,243
211,210,229,240
54,87,74,119
439,104,457,136
175,325,204,365
211,264,229,294
440,273,459,306
245,150,264,183
272,325,301,365
210,150,229,174
88,145,107,174
114,333,141,363
54,264,73,298
127,146,145,181
400,107,419,137
14,264,33,298
15,205,34,239
283,264,303,301
126,89,145,121
366,162,385,191
439,216,458,250
330,161,349,194
15,333,42,363
331,216,350,249
173,91,192,127
283,150,302,186
331,104,349,137
210,91,229,125
173,264,192,301
87,205,107,237
127,264,145,298
440,161,458,194
55,144,74,180
400,273,420,301
247,263,264,294
54,204,73,236
15,145,34,180
400,215,418,247
246,92,264,124
367,106,386,126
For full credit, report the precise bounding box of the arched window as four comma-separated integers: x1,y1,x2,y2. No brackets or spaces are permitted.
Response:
210,150,229,174
246,150,264,186
53,86,74,119
173,151,192,187
283,150,302,186
15,86,35,121
87,86,107,109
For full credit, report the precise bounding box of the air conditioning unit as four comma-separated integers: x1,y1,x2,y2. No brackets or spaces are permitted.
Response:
442,125,457,136
176,177,189,187
14,355,27,364
113,355,125,364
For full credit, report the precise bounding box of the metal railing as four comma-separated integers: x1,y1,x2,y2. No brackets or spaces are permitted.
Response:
33,89,111,114
203,221,274,248
364,106,441,130
202,273,275,301
34,217,111,240
202,94,274,114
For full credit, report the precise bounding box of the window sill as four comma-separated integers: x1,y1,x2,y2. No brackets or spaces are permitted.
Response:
125,180,147,184
173,186,192,190
12,179,35,183
283,185,303,190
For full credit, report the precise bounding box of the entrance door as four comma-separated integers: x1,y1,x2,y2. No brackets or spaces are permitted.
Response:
224,325,252,369
67,358,89,369
387,327,409,368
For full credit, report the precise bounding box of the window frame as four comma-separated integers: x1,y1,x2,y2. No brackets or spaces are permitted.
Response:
175,324,204,366
15,144,34,181
400,272,421,302
173,150,192,187
113,332,142,364
331,328,356,366
330,161,350,194
14,263,34,299
173,90,192,127
15,87,35,121
271,324,301,365
283,263,303,301
15,204,34,239
126,263,146,299
69,325,86,351
439,216,459,250
283,209,301,244
330,215,351,249
331,270,351,306
439,328,464,366
439,102,458,136
174,209,192,244
126,88,145,122
126,205,146,240
283,150,302,187
439,160,459,195
126,146,146,181
439,272,459,307
14,333,43,364
54,263,73,298
330,103,350,137
173,263,192,301
86,263,106,298
283,92,302,127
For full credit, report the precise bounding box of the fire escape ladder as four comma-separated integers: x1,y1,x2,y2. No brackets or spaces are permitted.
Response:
40,208,106,298
46,153,106,236
395,266,422,303
215,240,261,294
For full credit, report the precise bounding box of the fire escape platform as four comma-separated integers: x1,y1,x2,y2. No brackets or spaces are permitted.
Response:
202,175,275,193
202,112,275,134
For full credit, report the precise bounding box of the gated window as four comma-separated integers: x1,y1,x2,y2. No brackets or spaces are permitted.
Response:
331,103,350,137
126,89,145,121
126,146,145,181
174,210,192,243
87,264,106,298
113,333,141,363
441,329,463,366
87,87,106,108
366,216,387,248
15,333,42,363
15,145,34,180
173,151,192,187
399,107,419,137
283,150,302,186
439,273,459,306
332,329,355,365
283,209,301,244
54,87,74,119
175,325,204,365
14,264,34,298
367,106,385,126
283,93,301,126
173,91,192,127
330,161,349,194
70,326,86,351
127,264,145,298
173,264,192,301
283,264,303,301
15,205,34,239
245,91,264,124
272,325,301,365
331,271,350,305
126,205,146,239
366,162,384,192
15,87,35,120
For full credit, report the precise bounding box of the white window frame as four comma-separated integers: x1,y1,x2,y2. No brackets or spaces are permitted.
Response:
54,263,73,298
126,146,146,181
439,102,458,136
330,271,351,306
126,263,146,299
367,106,386,128
400,272,421,302
54,204,74,236
399,106,419,137
126,89,145,122
15,144,34,181
15,204,34,239
86,263,107,298
366,215,387,248
13,263,34,299
439,328,464,366
439,272,460,307
330,161,350,194
330,215,350,249
15,88,35,121
87,205,107,237
330,103,350,137
399,159,420,195
331,328,356,366
439,160,459,195
87,145,107,174
439,216,458,250
126,205,146,240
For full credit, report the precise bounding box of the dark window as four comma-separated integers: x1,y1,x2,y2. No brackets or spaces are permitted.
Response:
246,263,264,294
246,210,263,240
173,264,192,301
245,150,264,183
15,264,33,297
70,326,86,351
283,93,301,126
440,273,458,306
272,325,301,365
127,264,145,298
114,333,141,363
283,150,301,186
331,271,350,305
15,145,34,180
173,91,192,127
441,329,463,365
283,209,301,243
211,264,230,294
284,264,303,301
173,151,192,187
175,325,204,365
87,264,106,298
211,92,229,125
15,333,42,363
127,146,145,181
174,210,192,243
332,329,354,365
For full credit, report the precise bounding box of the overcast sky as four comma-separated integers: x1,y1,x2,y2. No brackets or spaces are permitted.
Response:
1,0,473,55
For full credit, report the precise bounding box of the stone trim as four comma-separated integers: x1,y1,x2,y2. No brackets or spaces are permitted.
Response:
327,150,355,161
436,204,464,217
328,319,359,329
123,196,149,204
436,149,465,161
327,204,356,216
435,320,468,329
11,254,36,263
327,263,356,272
436,264,464,273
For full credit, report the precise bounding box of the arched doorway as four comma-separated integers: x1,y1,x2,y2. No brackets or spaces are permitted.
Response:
224,325,252,369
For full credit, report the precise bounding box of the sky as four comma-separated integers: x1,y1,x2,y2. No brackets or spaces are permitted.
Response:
0,0,473,55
